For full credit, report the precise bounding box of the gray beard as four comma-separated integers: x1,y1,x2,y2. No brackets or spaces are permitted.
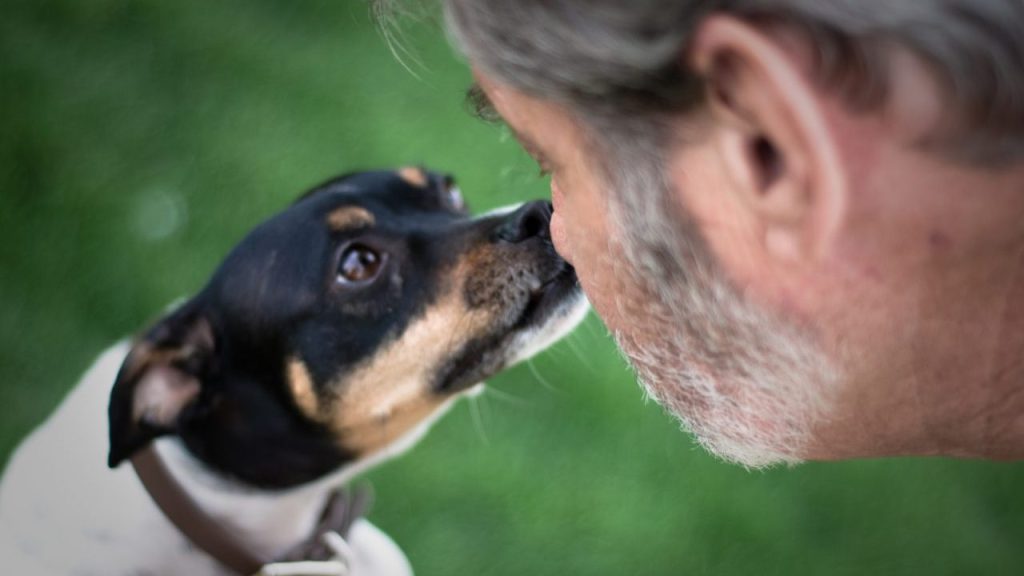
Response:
606,161,838,468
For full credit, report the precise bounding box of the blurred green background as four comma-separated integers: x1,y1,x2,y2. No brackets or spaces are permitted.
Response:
2,1,1023,574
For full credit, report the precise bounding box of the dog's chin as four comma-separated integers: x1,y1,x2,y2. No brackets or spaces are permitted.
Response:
435,269,589,394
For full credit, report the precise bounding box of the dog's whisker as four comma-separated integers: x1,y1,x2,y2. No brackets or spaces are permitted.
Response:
467,394,491,446
583,317,604,340
564,333,600,379
525,358,563,394
565,333,585,360
481,385,530,407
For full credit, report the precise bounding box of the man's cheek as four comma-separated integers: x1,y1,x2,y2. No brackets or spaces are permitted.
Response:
573,249,628,336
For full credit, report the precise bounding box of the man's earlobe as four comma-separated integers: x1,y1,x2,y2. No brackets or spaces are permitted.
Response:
691,15,847,262
107,303,216,468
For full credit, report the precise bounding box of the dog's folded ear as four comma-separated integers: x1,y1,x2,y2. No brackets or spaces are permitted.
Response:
107,303,217,468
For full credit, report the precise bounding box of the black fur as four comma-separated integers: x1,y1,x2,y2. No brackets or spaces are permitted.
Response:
108,168,576,490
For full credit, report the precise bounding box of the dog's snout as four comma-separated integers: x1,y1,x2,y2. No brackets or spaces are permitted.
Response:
496,201,553,243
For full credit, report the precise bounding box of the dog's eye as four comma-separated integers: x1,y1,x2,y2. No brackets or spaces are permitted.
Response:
337,244,384,285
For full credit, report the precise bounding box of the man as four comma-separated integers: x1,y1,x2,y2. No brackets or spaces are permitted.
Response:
379,1,1024,467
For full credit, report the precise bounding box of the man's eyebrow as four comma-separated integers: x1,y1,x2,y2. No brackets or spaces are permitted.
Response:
464,82,503,124
464,82,550,168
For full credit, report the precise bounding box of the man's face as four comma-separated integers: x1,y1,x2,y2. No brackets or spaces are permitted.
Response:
475,30,1024,464
476,74,839,466
450,4,1024,463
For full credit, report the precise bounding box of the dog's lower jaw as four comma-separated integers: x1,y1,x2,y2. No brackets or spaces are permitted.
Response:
507,292,590,366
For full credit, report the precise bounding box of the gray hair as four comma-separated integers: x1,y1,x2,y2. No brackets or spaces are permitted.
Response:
436,0,1024,165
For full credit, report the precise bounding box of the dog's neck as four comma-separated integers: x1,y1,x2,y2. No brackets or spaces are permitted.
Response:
153,439,335,558
150,398,454,559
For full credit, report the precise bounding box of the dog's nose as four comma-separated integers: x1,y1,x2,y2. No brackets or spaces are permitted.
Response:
496,200,553,243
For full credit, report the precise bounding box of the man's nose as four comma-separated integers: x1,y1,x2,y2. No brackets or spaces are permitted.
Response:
495,201,553,243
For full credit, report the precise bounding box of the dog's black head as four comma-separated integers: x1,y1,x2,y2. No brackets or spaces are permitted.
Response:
107,168,586,489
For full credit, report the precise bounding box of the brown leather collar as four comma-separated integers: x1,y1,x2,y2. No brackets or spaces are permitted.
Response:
132,446,370,575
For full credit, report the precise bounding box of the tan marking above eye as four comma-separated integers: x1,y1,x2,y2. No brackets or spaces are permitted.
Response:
327,206,375,232
397,166,428,188
287,358,321,420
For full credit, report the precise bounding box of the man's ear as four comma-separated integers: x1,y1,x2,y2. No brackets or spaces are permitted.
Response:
689,15,847,262
107,303,217,468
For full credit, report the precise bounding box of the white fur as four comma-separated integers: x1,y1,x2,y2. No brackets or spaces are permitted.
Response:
505,293,589,367
0,344,413,576
479,202,524,219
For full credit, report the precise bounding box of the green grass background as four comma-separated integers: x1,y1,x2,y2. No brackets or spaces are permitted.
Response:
2,1,1023,574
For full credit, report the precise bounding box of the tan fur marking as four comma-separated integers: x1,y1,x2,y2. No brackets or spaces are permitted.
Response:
121,344,183,384
397,166,428,188
327,206,375,232
328,288,494,455
133,366,200,426
287,358,321,420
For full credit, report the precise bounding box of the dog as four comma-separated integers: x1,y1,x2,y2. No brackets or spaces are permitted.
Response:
0,167,588,575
